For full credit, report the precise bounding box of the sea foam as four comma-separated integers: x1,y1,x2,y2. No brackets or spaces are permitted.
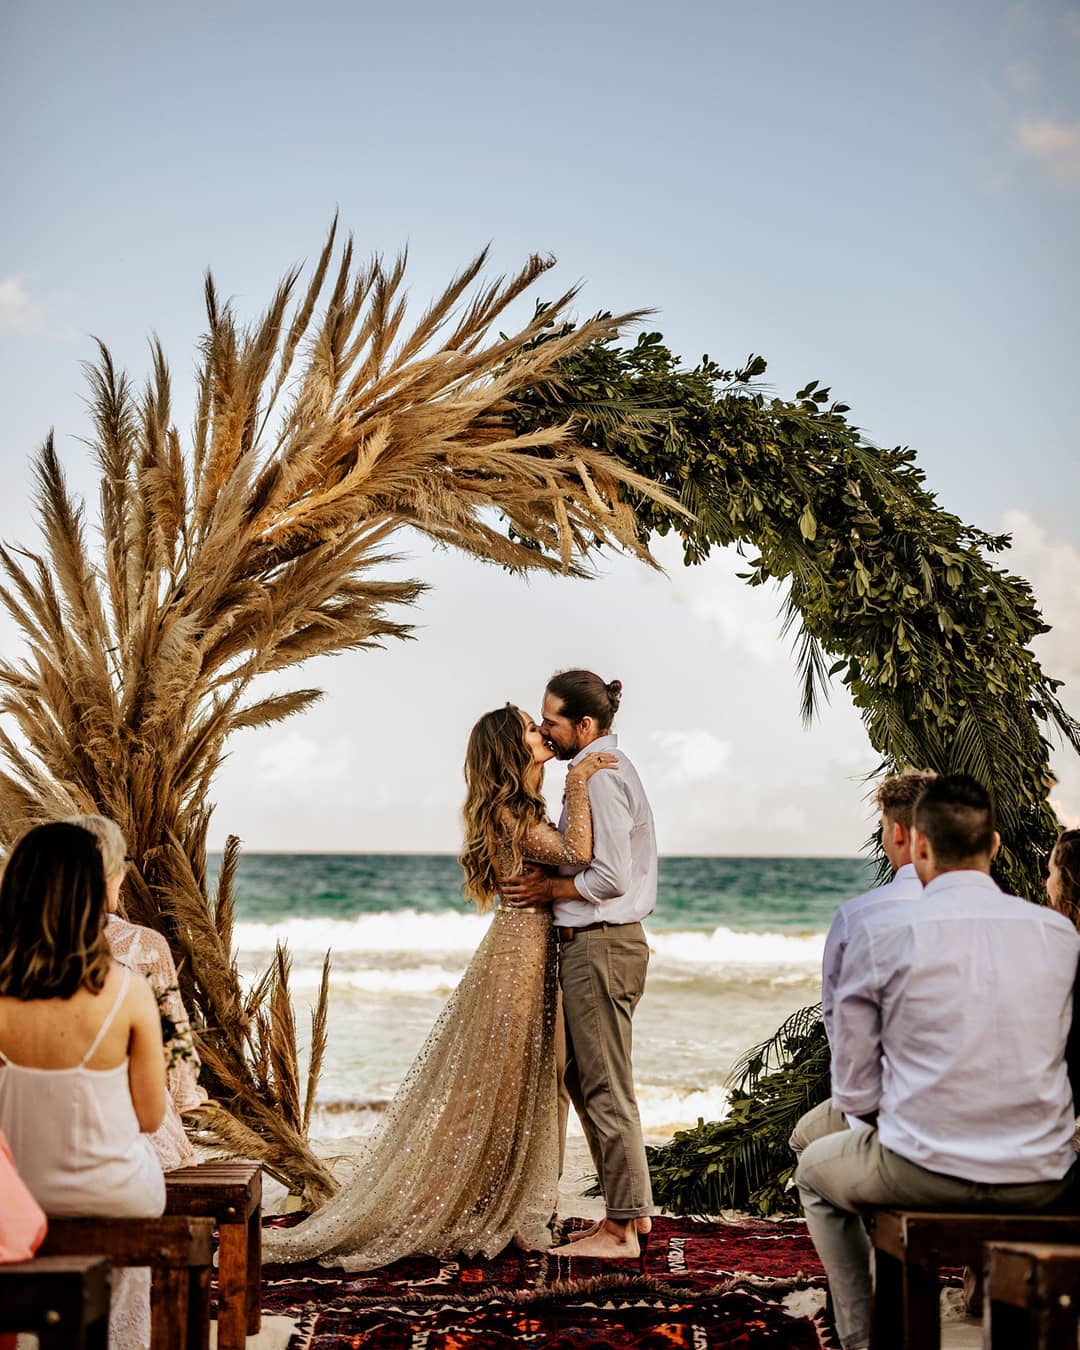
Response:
308,1082,734,1138
235,910,824,968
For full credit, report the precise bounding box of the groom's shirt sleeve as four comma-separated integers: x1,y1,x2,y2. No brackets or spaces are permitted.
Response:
572,772,634,904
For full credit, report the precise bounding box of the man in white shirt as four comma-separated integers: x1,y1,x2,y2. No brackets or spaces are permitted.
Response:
500,669,656,1264
796,775,1080,1350
790,771,934,1157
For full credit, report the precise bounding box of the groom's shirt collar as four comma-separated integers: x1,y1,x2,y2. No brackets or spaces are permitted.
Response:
569,733,618,766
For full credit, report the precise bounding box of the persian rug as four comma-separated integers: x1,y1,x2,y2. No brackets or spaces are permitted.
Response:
260,1214,832,1348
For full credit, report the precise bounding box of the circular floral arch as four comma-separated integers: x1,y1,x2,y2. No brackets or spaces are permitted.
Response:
1,234,1073,1206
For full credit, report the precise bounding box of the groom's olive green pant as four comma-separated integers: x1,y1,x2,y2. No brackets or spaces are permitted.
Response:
559,921,654,1221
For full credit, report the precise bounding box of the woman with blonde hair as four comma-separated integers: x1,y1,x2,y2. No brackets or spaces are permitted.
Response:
66,814,206,1172
0,821,167,1348
263,703,615,1269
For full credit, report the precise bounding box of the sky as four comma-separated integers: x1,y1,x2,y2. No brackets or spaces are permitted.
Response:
1,0,1078,855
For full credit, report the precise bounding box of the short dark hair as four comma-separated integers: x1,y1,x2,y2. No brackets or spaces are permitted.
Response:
0,822,112,999
546,670,622,733
913,774,996,864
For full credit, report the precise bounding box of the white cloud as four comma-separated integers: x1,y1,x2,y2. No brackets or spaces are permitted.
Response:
1002,510,1080,687
0,276,45,335
649,729,732,785
1000,510,1080,823
1016,118,1080,186
250,730,356,793
652,535,789,666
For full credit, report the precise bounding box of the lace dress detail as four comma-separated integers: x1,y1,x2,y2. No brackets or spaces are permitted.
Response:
105,916,205,1171
261,781,594,1271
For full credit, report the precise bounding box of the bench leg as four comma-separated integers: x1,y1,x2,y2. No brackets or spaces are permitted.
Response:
187,1265,211,1350
987,1298,1031,1349
872,1249,904,1350
1035,1300,1080,1350
246,1208,262,1335
216,1221,248,1350
86,1312,110,1350
902,1261,941,1350
152,1268,190,1350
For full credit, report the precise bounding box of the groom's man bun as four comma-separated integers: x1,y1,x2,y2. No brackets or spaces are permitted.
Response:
547,670,622,732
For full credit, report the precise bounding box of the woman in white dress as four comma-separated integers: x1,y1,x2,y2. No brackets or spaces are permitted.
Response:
262,704,616,1270
67,813,207,1172
0,822,167,1349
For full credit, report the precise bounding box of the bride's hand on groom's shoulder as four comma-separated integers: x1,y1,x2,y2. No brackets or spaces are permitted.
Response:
567,752,619,783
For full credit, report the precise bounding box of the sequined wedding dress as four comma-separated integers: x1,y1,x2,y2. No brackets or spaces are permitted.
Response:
261,779,594,1270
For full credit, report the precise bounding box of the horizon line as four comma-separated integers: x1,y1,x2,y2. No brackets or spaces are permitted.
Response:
205,849,871,861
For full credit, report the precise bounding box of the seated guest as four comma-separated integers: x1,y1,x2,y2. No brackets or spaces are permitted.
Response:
1048,827,1080,930
1047,825,1080,1155
0,822,167,1350
796,775,1080,1350
68,813,206,1172
791,770,935,1156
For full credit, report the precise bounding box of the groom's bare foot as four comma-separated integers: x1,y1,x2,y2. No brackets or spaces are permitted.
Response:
567,1216,651,1243
550,1219,641,1260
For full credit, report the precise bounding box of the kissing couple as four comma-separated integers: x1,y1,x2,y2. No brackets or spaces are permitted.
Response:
263,668,657,1269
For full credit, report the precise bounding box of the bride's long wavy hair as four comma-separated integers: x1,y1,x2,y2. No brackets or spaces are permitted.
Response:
460,704,547,911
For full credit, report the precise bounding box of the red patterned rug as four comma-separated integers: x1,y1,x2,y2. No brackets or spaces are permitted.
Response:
261,1215,831,1348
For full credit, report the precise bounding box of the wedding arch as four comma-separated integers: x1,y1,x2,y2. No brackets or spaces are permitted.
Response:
1,226,1073,1204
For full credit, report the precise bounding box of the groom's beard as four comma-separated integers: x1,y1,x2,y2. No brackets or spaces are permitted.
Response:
553,734,582,761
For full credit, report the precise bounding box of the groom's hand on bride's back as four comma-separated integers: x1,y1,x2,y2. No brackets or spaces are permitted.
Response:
501,865,555,907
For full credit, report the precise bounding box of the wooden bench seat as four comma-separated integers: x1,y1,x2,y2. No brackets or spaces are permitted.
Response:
864,1209,1080,1350
0,1254,111,1349
164,1160,262,1349
985,1240,1080,1349
39,1215,214,1350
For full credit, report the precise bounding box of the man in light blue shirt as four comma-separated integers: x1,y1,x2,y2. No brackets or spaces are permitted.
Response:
790,771,934,1158
797,776,1080,1350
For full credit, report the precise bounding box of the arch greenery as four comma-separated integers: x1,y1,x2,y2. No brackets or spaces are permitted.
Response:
512,319,1080,1213
0,234,1074,1206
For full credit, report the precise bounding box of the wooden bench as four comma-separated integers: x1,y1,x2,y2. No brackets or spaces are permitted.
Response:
984,1241,1080,1349
0,1254,111,1349
39,1215,214,1350
164,1160,263,1349
865,1209,1080,1350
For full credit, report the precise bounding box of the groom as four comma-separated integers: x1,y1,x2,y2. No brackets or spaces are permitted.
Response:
501,668,656,1261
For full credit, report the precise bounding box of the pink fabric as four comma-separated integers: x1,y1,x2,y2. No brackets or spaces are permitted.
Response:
0,1128,46,1262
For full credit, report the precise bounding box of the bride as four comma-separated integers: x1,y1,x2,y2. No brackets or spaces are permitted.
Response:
261,703,616,1269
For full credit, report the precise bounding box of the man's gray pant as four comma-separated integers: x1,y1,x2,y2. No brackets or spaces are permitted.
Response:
789,1097,850,1157
796,1127,1074,1350
559,921,653,1220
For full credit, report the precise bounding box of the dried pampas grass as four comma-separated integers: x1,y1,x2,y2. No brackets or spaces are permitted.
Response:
0,222,682,1198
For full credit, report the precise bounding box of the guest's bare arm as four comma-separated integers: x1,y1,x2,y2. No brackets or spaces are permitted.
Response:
127,974,168,1133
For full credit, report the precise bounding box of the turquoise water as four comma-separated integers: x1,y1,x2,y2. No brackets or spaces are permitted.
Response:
224,852,875,932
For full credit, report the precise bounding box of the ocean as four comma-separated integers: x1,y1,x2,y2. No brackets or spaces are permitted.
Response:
226,853,873,1143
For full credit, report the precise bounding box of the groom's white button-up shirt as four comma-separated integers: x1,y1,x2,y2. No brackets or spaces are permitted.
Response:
552,734,658,928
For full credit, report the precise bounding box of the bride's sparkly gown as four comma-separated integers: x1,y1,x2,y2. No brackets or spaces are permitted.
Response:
261,779,594,1270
